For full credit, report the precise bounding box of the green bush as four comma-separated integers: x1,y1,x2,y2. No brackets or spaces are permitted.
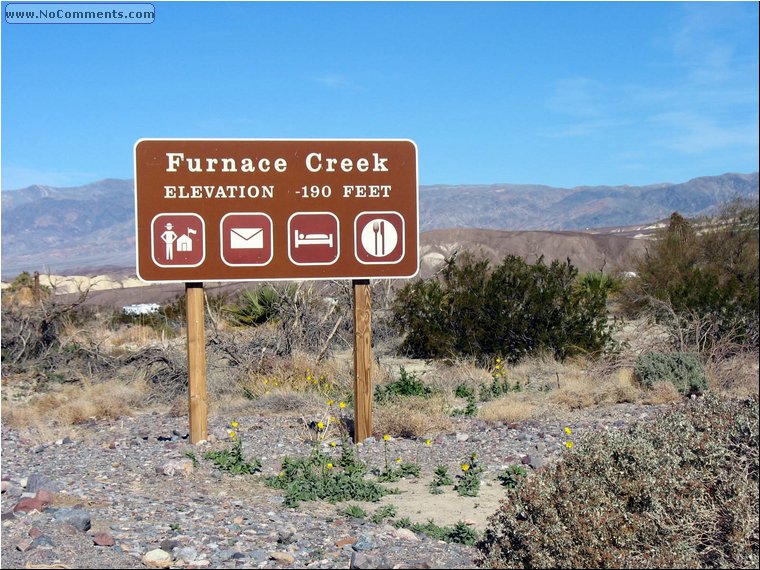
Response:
634,351,709,396
477,395,759,568
625,200,759,352
392,252,615,362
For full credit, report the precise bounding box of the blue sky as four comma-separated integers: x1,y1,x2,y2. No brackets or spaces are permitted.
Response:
1,1,758,190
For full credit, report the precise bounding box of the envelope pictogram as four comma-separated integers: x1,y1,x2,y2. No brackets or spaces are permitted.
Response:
220,213,273,267
230,227,264,249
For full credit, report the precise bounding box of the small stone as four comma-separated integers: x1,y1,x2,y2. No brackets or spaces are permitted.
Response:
159,538,180,552
455,432,469,442
16,538,35,552
176,546,199,561
157,459,194,477
13,497,45,514
142,548,173,568
336,537,357,547
270,551,295,565
393,527,420,541
29,527,43,539
31,535,55,548
352,534,375,552
26,473,57,494
53,508,91,531
35,489,55,507
351,551,388,569
93,531,115,546
1,481,8,493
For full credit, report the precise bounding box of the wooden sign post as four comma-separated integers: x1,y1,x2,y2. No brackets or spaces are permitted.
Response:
186,282,208,443
134,140,418,444
353,280,373,442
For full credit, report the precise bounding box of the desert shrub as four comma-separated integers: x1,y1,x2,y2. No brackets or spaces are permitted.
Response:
634,351,708,396
392,252,615,362
625,200,759,354
477,394,759,568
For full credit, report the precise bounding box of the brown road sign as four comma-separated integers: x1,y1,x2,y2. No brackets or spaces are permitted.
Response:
134,139,419,282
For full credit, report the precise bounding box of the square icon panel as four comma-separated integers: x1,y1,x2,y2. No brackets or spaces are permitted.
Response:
220,213,273,266
288,212,340,266
151,213,205,268
354,211,405,264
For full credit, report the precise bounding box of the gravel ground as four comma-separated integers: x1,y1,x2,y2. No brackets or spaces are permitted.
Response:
1,403,667,569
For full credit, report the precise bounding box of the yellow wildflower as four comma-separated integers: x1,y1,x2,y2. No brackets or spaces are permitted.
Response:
327,399,334,406
461,463,470,472
317,421,325,430
330,441,337,447
326,463,333,469
230,421,239,428
425,439,432,446
395,457,401,463
564,427,572,435
229,430,237,440
383,435,391,441
339,401,347,409
565,441,574,449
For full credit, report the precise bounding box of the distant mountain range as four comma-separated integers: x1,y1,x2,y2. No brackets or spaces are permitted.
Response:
1,172,757,277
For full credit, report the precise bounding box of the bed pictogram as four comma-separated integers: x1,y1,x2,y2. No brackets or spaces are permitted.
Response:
288,212,340,266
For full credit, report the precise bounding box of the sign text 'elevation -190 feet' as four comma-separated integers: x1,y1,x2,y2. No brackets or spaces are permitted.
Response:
134,139,419,282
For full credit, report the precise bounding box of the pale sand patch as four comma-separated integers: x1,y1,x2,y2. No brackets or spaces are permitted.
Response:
368,477,508,530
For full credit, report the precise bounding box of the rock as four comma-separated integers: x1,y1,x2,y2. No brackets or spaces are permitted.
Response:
16,538,35,552
159,538,180,552
176,546,199,562
1,511,16,521
455,432,469,442
35,489,55,507
26,473,57,494
393,527,420,541
31,535,55,548
1,481,8,493
351,551,388,569
142,548,173,568
28,526,43,539
156,459,194,477
53,507,91,531
270,551,296,565
521,454,545,469
336,537,357,547
93,531,115,546
352,534,375,551
13,497,45,513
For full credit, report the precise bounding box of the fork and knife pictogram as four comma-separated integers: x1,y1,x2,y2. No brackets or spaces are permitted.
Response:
372,220,386,256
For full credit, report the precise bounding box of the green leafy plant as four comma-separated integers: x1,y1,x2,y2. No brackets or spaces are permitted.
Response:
452,393,478,416
370,504,398,524
343,504,367,519
497,465,528,489
376,434,421,482
374,366,432,403
430,465,454,494
633,351,708,396
203,421,262,475
394,518,479,545
265,441,394,507
455,453,483,497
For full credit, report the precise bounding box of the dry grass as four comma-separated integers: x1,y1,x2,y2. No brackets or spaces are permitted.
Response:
640,381,682,405
478,394,537,424
373,395,453,438
548,366,641,409
1,376,155,431
238,352,354,402
706,349,760,398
